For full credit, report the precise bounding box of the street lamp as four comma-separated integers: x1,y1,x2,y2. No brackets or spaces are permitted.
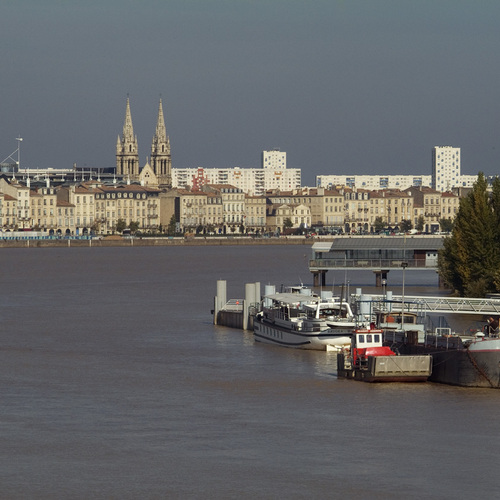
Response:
16,137,23,171
401,261,408,328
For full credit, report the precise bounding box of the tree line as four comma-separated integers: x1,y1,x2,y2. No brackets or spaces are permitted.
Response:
438,173,500,297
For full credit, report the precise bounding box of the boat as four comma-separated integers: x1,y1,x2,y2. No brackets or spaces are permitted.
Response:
253,285,357,350
337,327,432,382
365,295,500,388
384,327,500,388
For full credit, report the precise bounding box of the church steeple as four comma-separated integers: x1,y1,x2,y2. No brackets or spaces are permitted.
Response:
151,98,172,188
123,97,136,144
116,97,140,179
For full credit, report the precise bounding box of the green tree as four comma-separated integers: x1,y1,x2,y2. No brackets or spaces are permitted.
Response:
283,218,293,230
115,219,127,233
167,215,177,235
439,217,454,233
415,216,425,232
438,173,500,296
400,219,412,232
373,216,385,232
129,221,140,234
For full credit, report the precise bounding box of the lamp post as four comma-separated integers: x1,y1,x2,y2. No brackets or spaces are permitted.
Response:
16,137,23,171
401,261,408,328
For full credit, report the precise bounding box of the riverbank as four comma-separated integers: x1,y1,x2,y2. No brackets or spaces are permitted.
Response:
0,235,317,248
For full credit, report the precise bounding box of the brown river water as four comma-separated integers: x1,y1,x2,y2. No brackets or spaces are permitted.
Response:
0,245,499,499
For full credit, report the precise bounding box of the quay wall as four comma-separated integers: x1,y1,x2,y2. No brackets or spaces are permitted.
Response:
0,236,315,249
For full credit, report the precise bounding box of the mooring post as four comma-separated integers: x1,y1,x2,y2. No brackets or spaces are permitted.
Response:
244,282,256,330
214,280,227,325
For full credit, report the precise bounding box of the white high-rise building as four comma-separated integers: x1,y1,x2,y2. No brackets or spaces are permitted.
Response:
316,174,431,191
172,149,300,195
262,148,286,169
432,146,460,192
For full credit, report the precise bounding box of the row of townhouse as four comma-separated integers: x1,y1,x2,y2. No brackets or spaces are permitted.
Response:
0,177,163,236
0,176,461,236
165,185,460,234
341,185,460,233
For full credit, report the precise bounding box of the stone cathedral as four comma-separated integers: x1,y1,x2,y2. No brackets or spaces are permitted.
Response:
116,97,172,189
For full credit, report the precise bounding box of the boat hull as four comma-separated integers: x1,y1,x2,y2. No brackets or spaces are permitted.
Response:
417,348,500,388
387,335,500,388
253,316,352,350
337,353,432,383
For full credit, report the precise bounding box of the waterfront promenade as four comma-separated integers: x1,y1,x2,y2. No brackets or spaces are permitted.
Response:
0,235,315,248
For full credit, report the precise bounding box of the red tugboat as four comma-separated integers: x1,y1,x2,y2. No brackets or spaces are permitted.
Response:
337,327,432,382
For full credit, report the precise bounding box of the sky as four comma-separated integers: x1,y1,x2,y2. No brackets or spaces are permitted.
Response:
2,0,500,186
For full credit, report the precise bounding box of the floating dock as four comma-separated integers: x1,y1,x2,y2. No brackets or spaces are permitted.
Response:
213,280,261,330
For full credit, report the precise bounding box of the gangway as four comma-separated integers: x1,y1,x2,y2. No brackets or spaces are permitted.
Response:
355,294,500,316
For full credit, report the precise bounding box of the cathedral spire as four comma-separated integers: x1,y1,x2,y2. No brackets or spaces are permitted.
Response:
151,97,172,189
123,96,135,143
116,96,139,179
154,98,167,143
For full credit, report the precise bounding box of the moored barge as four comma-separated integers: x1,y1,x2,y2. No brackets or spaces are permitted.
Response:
338,328,432,382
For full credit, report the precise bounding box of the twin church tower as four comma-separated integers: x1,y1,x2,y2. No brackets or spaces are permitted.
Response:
116,97,172,189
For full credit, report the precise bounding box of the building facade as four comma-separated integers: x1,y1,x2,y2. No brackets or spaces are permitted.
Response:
432,146,461,192
172,149,301,196
317,174,432,191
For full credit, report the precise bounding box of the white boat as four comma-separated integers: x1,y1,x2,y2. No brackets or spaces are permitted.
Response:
253,286,357,350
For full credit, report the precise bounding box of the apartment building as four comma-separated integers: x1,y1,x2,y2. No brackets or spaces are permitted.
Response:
432,146,460,192
202,184,246,233
56,200,76,235
2,194,16,229
266,202,312,233
317,174,431,191
94,185,161,234
172,149,301,196
405,186,443,232
160,188,209,232
343,188,370,233
244,195,267,233
30,186,57,231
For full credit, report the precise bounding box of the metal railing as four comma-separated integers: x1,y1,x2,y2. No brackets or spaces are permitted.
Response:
309,258,435,269
359,294,500,316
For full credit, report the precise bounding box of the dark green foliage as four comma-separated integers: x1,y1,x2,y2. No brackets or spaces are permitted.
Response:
415,215,425,232
400,219,413,232
438,173,500,297
129,221,140,234
373,216,385,232
167,215,177,235
438,217,454,233
115,219,127,233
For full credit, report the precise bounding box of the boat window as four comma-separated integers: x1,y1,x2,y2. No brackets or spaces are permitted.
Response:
366,334,372,343
374,334,380,342
358,334,364,343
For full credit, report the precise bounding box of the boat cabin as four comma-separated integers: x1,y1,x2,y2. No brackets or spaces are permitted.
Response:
352,329,395,367
376,311,425,332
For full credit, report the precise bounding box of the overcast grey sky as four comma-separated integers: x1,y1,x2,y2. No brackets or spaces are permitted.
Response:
2,0,500,185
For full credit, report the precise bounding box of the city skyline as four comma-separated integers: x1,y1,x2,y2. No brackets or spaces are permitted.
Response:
2,1,500,186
